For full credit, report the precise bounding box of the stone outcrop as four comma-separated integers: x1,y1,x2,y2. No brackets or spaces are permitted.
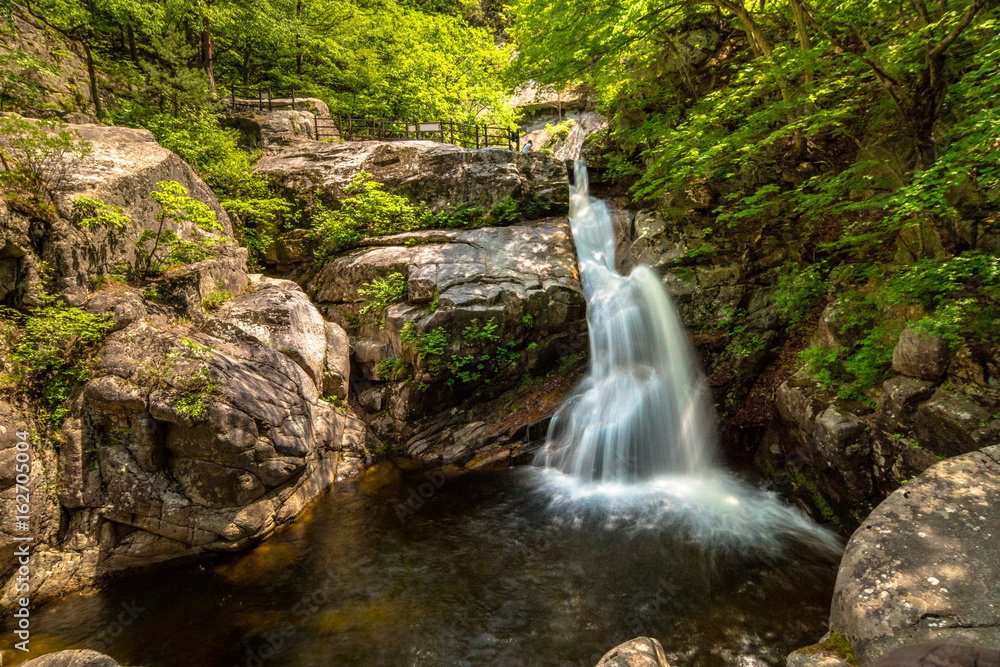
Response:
304,222,586,457
223,101,334,148
786,647,852,667
0,277,364,606
770,316,1000,527
594,637,672,667
0,6,104,115
830,446,1000,665
520,110,609,161
870,642,1000,667
773,372,876,525
20,650,121,667
0,117,235,308
893,327,951,381
510,82,591,113
253,140,570,213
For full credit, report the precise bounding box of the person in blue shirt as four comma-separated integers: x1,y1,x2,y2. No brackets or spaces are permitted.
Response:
521,139,533,152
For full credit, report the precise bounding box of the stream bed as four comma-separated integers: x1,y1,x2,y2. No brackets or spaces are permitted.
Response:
4,466,839,667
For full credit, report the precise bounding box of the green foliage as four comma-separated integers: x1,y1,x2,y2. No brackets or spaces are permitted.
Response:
544,119,576,141
111,106,291,270
0,116,90,210
357,272,408,324
377,357,412,380
92,273,128,290
136,180,223,278
822,632,859,667
790,251,1000,400
72,196,130,230
173,367,218,420
400,322,449,370
202,289,233,310
775,264,827,330
462,318,499,343
510,0,1000,263
0,48,60,111
309,174,506,258
140,24,215,116
309,173,419,258
7,295,115,425
489,198,520,226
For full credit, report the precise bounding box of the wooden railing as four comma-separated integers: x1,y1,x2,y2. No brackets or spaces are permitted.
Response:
228,85,302,113
314,117,520,151
226,83,521,151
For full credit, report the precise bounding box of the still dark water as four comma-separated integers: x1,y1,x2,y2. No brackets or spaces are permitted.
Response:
5,467,839,667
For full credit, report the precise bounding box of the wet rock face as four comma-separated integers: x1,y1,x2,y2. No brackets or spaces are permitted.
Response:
253,140,570,214
831,446,1000,665
0,118,234,308
0,279,365,606
305,222,587,456
594,637,672,667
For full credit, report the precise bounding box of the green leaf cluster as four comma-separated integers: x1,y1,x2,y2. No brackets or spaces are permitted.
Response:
7,296,115,425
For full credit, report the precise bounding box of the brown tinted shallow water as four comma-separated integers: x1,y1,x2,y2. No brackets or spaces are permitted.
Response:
2,466,839,667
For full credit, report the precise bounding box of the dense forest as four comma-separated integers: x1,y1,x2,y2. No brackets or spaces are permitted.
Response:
2,0,1000,664
0,0,997,467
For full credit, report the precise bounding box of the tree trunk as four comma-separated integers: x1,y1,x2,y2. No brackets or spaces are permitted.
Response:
82,39,103,118
202,16,217,97
243,49,251,88
127,23,138,62
296,0,303,75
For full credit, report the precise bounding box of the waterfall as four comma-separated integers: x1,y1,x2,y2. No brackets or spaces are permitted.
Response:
536,162,718,481
532,162,841,556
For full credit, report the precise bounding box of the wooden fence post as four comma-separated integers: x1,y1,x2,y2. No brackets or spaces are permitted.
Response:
348,117,352,140
516,132,520,152
439,120,445,143
291,86,296,111
404,121,409,139
450,120,455,145
338,115,343,139
475,125,479,149
268,87,272,111
372,118,376,140
380,118,385,140
258,88,262,112
314,115,319,141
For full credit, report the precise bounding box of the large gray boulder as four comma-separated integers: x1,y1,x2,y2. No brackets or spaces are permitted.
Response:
0,118,234,307
830,445,1000,665
253,139,569,213
0,278,366,606
305,222,585,451
893,327,951,381
223,109,323,148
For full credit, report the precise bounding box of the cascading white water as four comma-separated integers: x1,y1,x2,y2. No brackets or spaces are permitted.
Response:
533,162,841,555
536,161,718,480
